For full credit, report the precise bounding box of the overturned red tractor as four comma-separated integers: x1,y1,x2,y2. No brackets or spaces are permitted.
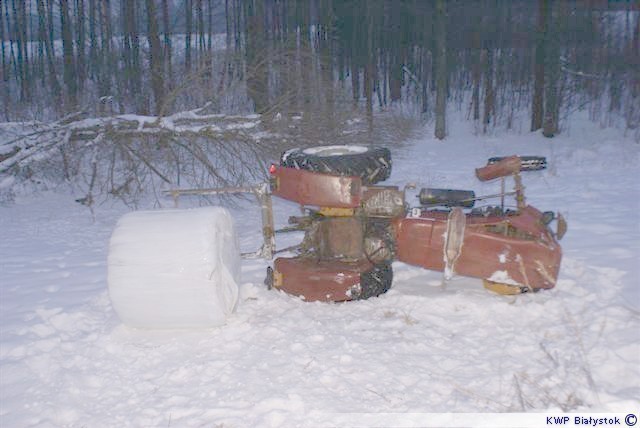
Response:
264,145,566,301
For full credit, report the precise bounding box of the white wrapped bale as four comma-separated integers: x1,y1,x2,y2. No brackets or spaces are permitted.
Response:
108,207,240,329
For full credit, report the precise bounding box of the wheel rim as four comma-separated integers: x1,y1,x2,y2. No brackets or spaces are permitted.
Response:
301,145,368,157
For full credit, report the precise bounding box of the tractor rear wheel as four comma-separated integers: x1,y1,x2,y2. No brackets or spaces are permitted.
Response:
280,145,392,185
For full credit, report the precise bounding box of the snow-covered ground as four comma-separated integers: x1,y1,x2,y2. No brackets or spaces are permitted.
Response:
1,114,638,427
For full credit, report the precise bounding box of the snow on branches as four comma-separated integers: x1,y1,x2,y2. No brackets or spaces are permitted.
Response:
0,104,278,205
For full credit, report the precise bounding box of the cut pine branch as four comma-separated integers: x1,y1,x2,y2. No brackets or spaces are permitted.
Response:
0,105,264,173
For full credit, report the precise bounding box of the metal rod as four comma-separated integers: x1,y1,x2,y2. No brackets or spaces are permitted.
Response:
163,186,258,197
274,243,303,254
254,183,275,259
163,183,276,259
500,177,505,212
418,191,517,208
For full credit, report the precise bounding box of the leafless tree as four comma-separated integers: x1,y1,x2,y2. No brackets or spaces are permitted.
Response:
60,0,77,110
434,0,447,140
531,0,548,132
145,0,165,115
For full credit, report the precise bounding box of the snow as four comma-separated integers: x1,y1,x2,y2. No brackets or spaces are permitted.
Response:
487,270,520,286
0,175,14,189
108,207,240,329
1,113,639,426
301,145,369,156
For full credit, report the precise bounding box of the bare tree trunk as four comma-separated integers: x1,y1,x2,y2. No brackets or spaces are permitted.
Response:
196,0,205,61
0,0,9,119
18,0,30,99
245,0,269,113
161,0,173,91
46,0,54,43
99,0,119,115
543,0,559,138
634,12,639,58
434,0,447,140
631,12,639,102
2,0,17,118
388,5,402,103
122,0,144,113
28,0,39,87
607,6,622,114
0,0,11,82
364,2,374,129
483,48,494,132
121,0,131,100
225,0,231,49
364,59,373,126
350,59,360,103
37,0,61,99
87,0,98,79
322,38,335,126
389,55,401,102
235,0,242,52
74,0,86,94
471,31,481,121
531,0,547,132
145,0,165,115
35,1,46,86
207,0,213,51
421,47,428,114
10,0,26,100
0,0,6,82
36,0,47,83
185,0,192,72
98,0,113,100
60,0,77,110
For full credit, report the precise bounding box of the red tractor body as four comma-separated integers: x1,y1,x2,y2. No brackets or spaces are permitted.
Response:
264,146,565,301
394,206,562,291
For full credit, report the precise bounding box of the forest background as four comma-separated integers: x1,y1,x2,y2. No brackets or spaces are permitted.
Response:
0,0,638,204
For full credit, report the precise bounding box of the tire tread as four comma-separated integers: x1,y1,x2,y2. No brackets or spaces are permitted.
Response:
281,146,392,185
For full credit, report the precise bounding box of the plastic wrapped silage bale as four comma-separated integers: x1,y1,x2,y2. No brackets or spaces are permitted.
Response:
108,207,240,328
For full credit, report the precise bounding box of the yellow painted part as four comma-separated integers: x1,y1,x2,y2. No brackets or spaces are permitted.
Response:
318,207,355,217
483,279,525,295
273,271,283,288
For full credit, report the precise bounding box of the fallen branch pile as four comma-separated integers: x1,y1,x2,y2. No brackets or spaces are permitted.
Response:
0,104,287,206
0,104,265,174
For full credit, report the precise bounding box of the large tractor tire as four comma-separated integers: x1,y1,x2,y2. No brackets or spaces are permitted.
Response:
280,145,392,185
